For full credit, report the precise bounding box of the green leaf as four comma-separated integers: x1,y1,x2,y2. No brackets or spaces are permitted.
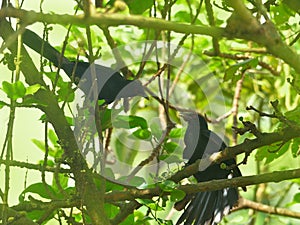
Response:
159,154,182,164
25,84,41,95
125,0,153,14
119,214,134,225
98,108,122,130
283,0,300,13
119,176,145,187
65,116,74,126
104,203,119,219
164,141,179,154
131,128,151,140
48,129,58,146
114,115,148,129
52,173,69,191
170,189,186,202
272,3,294,25
150,120,163,139
3,53,16,71
31,139,45,151
136,199,155,205
169,128,184,138
105,180,124,192
0,100,8,109
293,193,300,203
19,183,63,202
136,199,164,211
2,81,26,100
134,211,152,225
114,132,138,165
32,138,63,158
285,107,300,125
159,180,177,192
287,73,300,95
174,11,193,23
39,114,47,122
44,71,64,86
26,209,49,222
291,138,300,157
224,58,258,82
57,82,74,102
255,141,290,164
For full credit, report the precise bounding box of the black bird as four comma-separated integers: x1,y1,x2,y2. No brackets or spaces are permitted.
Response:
176,112,245,225
22,29,147,104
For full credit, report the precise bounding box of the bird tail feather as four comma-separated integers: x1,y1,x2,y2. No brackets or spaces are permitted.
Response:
176,187,238,225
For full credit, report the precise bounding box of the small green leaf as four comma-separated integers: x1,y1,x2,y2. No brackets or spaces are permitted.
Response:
129,176,146,186
169,128,184,138
44,72,64,86
0,101,8,109
114,115,148,129
32,139,45,151
255,141,290,164
104,203,119,219
224,58,258,82
65,116,74,126
52,173,69,191
159,180,177,192
150,120,163,139
170,189,186,202
293,193,300,203
3,53,16,71
39,114,47,122
291,138,300,157
147,203,164,211
2,81,26,100
120,213,134,225
125,0,153,14
136,198,155,205
19,183,63,202
57,82,74,102
25,84,41,95
285,107,300,125
272,3,294,25
164,141,179,154
132,128,151,140
159,154,182,164
48,129,58,146
136,199,164,211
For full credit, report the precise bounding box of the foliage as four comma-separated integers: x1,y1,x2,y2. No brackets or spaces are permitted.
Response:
0,0,300,225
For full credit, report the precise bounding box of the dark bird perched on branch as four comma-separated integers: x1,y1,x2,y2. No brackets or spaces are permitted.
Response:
176,112,245,225
22,29,147,104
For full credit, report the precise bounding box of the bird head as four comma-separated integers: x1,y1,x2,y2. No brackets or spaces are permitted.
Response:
180,112,208,130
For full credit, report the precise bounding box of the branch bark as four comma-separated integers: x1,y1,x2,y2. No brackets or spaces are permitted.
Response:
104,168,300,202
1,6,299,73
235,198,300,219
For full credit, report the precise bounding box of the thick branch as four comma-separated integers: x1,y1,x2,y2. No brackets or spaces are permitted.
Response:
104,168,300,202
1,6,300,73
0,7,225,38
235,198,300,219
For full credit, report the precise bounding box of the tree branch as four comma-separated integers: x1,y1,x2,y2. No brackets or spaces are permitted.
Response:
104,168,300,202
0,6,225,38
234,198,300,219
1,6,300,73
